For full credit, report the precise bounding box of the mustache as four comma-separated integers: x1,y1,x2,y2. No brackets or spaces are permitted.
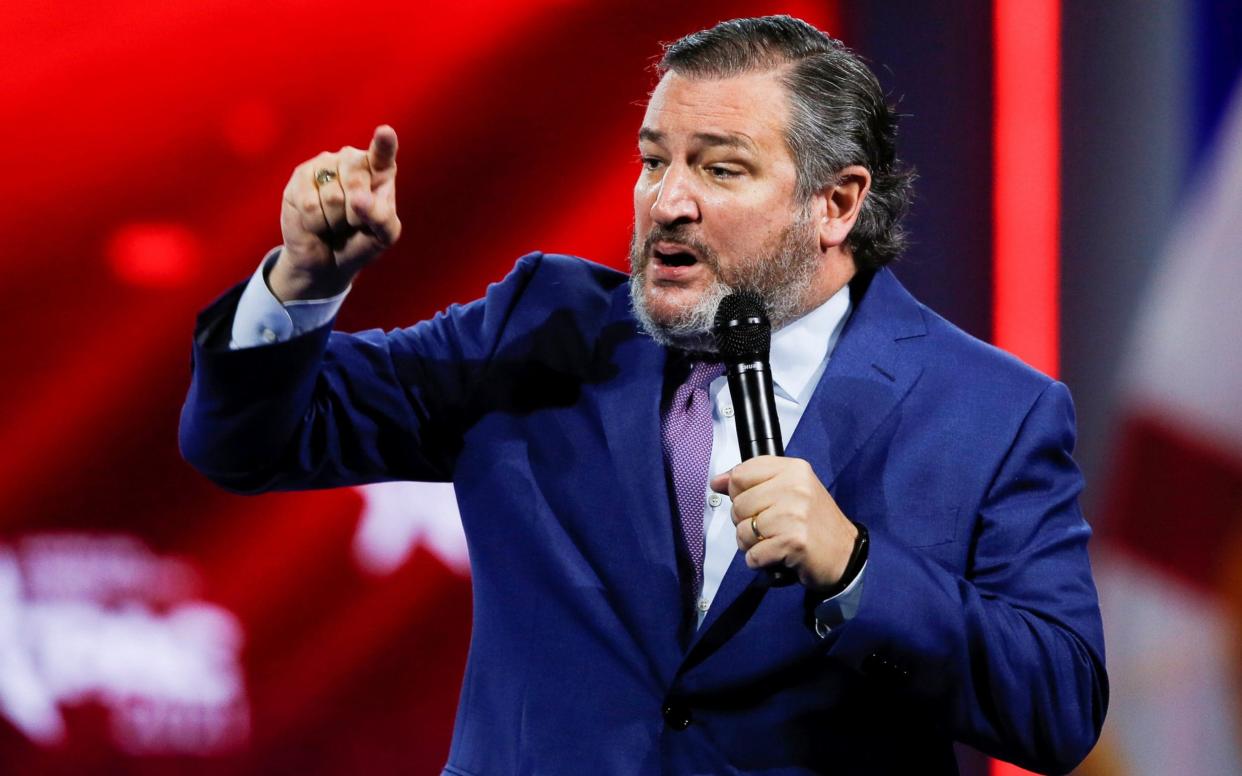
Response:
638,226,719,270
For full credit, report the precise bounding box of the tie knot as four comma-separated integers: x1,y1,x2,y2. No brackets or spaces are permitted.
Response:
685,360,725,391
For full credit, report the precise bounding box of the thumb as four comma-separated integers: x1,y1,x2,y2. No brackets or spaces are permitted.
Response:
709,471,731,494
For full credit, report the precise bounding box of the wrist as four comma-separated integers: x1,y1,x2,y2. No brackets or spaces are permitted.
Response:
817,521,869,598
268,253,354,302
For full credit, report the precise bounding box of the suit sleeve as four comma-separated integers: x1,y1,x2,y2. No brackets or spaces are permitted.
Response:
824,380,1108,774
178,252,547,493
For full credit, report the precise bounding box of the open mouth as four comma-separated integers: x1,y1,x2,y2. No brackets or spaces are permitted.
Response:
652,244,699,267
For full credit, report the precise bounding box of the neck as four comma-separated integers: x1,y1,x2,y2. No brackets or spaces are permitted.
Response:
784,250,856,329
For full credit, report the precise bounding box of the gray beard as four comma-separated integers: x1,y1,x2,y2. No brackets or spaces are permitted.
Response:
628,214,820,353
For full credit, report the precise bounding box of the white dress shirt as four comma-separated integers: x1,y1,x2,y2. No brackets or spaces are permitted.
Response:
230,249,347,347
231,250,864,634
696,282,859,629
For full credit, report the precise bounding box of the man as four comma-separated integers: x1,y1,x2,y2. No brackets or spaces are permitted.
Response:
181,16,1107,775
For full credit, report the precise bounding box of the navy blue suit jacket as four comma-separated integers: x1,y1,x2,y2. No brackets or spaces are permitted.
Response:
181,253,1107,775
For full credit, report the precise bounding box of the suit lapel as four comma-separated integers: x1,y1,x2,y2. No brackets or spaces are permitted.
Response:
790,269,927,491
684,269,928,658
594,287,682,588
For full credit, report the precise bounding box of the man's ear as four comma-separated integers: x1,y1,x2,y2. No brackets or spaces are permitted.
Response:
817,165,872,251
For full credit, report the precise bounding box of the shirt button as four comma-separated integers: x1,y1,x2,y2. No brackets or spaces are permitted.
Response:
723,405,735,418
707,493,722,508
697,598,710,612
261,328,277,343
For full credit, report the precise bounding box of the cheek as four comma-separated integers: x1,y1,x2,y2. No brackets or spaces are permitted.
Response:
633,180,654,223
721,212,789,254
707,201,768,240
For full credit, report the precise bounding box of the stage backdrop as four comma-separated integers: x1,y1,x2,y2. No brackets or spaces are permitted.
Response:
7,0,1237,774
0,2,861,773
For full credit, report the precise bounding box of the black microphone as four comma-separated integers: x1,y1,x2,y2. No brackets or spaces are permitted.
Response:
713,291,793,586
714,291,784,458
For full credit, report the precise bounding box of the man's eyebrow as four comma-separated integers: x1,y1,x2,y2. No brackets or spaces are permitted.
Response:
637,128,757,153
638,128,665,145
693,131,757,153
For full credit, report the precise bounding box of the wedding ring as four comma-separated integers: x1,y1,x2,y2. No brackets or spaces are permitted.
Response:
314,168,338,186
751,517,766,542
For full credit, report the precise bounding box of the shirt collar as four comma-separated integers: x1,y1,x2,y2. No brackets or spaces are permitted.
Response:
768,283,853,406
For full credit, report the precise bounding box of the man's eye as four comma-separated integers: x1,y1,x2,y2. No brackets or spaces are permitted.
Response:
707,166,741,179
640,157,665,171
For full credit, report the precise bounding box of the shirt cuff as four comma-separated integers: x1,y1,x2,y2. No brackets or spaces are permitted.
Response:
813,560,867,638
229,248,350,349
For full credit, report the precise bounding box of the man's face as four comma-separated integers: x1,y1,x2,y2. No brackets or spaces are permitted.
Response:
630,69,821,350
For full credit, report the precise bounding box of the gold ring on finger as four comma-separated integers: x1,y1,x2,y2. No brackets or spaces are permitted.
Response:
751,517,766,542
314,168,338,186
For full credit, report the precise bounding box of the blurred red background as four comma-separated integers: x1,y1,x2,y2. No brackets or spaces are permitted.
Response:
5,1,1242,774
0,2,841,773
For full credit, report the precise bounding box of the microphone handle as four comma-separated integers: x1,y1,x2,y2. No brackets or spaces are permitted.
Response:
725,360,795,586
725,361,785,459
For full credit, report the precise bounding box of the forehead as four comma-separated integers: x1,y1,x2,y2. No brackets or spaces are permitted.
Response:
640,69,791,152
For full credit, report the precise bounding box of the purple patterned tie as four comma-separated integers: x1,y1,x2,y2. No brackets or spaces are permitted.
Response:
661,360,725,597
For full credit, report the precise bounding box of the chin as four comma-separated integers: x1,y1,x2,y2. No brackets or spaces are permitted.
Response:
629,272,729,352
643,284,702,325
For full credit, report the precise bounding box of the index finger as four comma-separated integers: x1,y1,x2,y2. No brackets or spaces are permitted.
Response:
368,124,398,173
724,455,784,498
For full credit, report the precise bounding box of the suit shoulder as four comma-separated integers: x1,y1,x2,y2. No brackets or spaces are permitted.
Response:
446,252,626,341
470,252,630,365
497,250,627,317
862,269,1055,402
913,299,1064,410
506,252,628,294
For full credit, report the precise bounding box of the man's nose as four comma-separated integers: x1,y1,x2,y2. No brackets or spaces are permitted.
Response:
650,165,701,226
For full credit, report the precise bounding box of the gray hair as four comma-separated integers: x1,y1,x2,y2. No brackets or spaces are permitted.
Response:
658,15,915,270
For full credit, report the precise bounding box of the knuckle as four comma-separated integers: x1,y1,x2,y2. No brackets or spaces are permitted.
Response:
778,540,797,561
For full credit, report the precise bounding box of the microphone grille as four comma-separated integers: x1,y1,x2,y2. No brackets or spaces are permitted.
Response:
713,291,771,361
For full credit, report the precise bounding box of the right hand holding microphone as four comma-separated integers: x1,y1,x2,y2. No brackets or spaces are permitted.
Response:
270,125,401,301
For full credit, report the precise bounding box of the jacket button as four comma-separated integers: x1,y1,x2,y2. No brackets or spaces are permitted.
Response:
662,700,692,730
862,653,911,685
